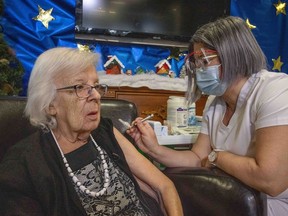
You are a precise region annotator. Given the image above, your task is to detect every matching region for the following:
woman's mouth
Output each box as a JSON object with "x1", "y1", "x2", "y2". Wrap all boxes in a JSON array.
[{"x1": 87, "y1": 111, "x2": 98, "y2": 120}]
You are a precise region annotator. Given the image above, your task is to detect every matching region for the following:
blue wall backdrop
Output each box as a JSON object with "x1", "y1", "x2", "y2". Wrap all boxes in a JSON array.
[{"x1": 0, "y1": 0, "x2": 287, "y2": 95}]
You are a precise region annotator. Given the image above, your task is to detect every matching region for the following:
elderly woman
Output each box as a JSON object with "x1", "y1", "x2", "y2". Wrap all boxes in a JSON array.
[
  {"x1": 0, "y1": 47, "x2": 183, "y2": 216},
  {"x1": 127, "y1": 16, "x2": 288, "y2": 216}
]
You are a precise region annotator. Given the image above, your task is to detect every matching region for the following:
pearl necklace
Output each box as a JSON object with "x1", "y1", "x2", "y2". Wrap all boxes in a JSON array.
[{"x1": 51, "y1": 131, "x2": 110, "y2": 197}]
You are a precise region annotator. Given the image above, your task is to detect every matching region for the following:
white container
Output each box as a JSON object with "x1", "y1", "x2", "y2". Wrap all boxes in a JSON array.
[{"x1": 167, "y1": 96, "x2": 188, "y2": 127}]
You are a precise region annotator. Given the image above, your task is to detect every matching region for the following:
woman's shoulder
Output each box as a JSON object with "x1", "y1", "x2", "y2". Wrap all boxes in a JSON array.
[
  {"x1": 256, "y1": 69, "x2": 288, "y2": 83},
  {"x1": 97, "y1": 117, "x2": 113, "y2": 132},
  {"x1": 93, "y1": 117, "x2": 118, "y2": 147},
  {"x1": 254, "y1": 70, "x2": 288, "y2": 96},
  {"x1": 1, "y1": 131, "x2": 42, "y2": 163}
]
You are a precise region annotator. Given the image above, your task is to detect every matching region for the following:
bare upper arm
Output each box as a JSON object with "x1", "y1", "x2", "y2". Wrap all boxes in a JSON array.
[
  {"x1": 113, "y1": 127, "x2": 173, "y2": 191},
  {"x1": 255, "y1": 125, "x2": 288, "y2": 178},
  {"x1": 220, "y1": 125, "x2": 288, "y2": 195}
]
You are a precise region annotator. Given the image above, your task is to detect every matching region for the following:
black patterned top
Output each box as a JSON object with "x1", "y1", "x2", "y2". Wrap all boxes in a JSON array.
[{"x1": 65, "y1": 140, "x2": 149, "y2": 216}]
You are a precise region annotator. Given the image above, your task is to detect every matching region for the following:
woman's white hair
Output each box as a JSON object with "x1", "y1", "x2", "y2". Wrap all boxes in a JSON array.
[{"x1": 24, "y1": 47, "x2": 99, "y2": 131}]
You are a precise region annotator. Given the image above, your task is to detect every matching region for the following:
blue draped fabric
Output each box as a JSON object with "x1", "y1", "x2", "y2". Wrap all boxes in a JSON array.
[
  {"x1": 231, "y1": 0, "x2": 288, "y2": 73},
  {"x1": 0, "y1": 0, "x2": 287, "y2": 95},
  {"x1": 1, "y1": 0, "x2": 77, "y2": 95}
]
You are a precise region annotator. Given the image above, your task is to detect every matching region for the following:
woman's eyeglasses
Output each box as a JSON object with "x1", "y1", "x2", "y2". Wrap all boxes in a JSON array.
[
  {"x1": 57, "y1": 84, "x2": 108, "y2": 98},
  {"x1": 185, "y1": 48, "x2": 218, "y2": 73}
]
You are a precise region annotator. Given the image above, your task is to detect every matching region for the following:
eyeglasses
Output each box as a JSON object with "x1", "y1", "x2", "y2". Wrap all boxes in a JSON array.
[
  {"x1": 185, "y1": 48, "x2": 218, "y2": 72},
  {"x1": 57, "y1": 84, "x2": 108, "y2": 98}
]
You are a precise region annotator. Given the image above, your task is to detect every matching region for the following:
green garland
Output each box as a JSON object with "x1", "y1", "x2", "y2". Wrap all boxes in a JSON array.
[{"x1": 0, "y1": 0, "x2": 24, "y2": 96}]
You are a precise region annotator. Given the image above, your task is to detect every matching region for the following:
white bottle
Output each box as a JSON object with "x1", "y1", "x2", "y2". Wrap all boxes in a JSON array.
[{"x1": 167, "y1": 96, "x2": 188, "y2": 127}]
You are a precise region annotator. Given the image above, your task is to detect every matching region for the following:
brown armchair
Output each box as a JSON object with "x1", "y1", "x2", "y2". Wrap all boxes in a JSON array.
[
  {"x1": 164, "y1": 167, "x2": 267, "y2": 216},
  {"x1": 0, "y1": 96, "x2": 267, "y2": 215}
]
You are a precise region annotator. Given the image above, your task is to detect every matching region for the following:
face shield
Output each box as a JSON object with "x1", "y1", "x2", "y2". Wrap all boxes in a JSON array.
[{"x1": 185, "y1": 48, "x2": 218, "y2": 73}]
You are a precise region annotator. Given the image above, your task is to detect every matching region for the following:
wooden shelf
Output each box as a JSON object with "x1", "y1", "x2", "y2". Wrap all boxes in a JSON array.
[{"x1": 102, "y1": 86, "x2": 208, "y2": 124}]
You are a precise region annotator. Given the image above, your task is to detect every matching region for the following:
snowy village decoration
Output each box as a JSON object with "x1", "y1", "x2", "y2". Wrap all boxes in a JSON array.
[
  {"x1": 135, "y1": 66, "x2": 146, "y2": 75},
  {"x1": 102, "y1": 55, "x2": 180, "y2": 78},
  {"x1": 155, "y1": 59, "x2": 172, "y2": 77},
  {"x1": 168, "y1": 70, "x2": 176, "y2": 78},
  {"x1": 104, "y1": 55, "x2": 125, "y2": 74},
  {"x1": 125, "y1": 69, "x2": 133, "y2": 75}
]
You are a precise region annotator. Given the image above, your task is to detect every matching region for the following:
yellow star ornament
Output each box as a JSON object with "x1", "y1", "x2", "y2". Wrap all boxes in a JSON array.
[
  {"x1": 33, "y1": 5, "x2": 55, "y2": 29},
  {"x1": 77, "y1": 44, "x2": 91, "y2": 52},
  {"x1": 273, "y1": 0, "x2": 286, "y2": 15},
  {"x1": 246, "y1": 19, "x2": 256, "y2": 29},
  {"x1": 272, "y1": 56, "x2": 284, "y2": 71}
]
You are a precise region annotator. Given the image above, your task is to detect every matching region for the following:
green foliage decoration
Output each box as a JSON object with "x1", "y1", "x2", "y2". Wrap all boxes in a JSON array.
[
  {"x1": 0, "y1": 0, "x2": 24, "y2": 95},
  {"x1": 0, "y1": 35, "x2": 24, "y2": 95}
]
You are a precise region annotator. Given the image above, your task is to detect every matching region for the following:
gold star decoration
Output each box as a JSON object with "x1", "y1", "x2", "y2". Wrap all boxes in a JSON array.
[
  {"x1": 273, "y1": 0, "x2": 286, "y2": 15},
  {"x1": 32, "y1": 5, "x2": 55, "y2": 29},
  {"x1": 77, "y1": 44, "x2": 91, "y2": 52},
  {"x1": 246, "y1": 19, "x2": 256, "y2": 29},
  {"x1": 272, "y1": 56, "x2": 284, "y2": 71}
]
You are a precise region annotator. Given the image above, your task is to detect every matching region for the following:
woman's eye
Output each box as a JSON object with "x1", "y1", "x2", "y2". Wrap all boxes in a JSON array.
[
  {"x1": 203, "y1": 59, "x2": 209, "y2": 65},
  {"x1": 76, "y1": 85, "x2": 85, "y2": 90}
]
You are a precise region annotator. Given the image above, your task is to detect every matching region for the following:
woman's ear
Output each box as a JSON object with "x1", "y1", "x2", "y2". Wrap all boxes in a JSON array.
[{"x1": 46, "y1": 103, "x2": 57, "y2": 115}]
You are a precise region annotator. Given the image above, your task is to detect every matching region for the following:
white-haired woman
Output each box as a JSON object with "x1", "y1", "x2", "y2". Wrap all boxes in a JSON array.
[{"x1": 0, "y1": 47, "x2": 183, "y2": 216}]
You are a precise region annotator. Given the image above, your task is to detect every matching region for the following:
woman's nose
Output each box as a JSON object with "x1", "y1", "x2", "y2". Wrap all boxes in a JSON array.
[{"x1": 88, "y1": 87, "x2": 101, "y2": 99}]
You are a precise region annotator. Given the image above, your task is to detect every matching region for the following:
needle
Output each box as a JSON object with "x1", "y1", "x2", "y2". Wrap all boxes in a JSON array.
[
  {"x1": 118, "y1": 114, "x2": 154, "y2": 129},
  {"x1": 138, "y1": 114, "x2": 154, "y2": 124},
  {"x1": 118, "y1": 118, "x2": 131, "y2": 129}
]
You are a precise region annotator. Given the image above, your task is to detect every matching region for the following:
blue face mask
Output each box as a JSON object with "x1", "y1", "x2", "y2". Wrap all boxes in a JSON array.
[{"x1": 195, "y1": 64, "x2": 228, "y2": 96}]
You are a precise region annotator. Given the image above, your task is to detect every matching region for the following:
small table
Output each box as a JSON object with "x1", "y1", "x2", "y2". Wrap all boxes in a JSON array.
[{"x1": 157, "y1": 134, "x2": 198, "y2": 146}]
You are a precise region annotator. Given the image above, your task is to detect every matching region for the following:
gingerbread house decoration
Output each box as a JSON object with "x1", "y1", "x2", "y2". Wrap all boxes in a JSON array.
[
  {"x1": 155, "y1": 59, "x2": 171, "y2": 76},
  {"x1": 104, "y1": 55, "x2": 125, "y2": 74}
]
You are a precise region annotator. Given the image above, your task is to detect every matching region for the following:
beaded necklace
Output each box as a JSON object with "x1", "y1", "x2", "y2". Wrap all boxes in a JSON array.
[{"x1": 51, "y1": 131, "x2": 110, "y2": 197}]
